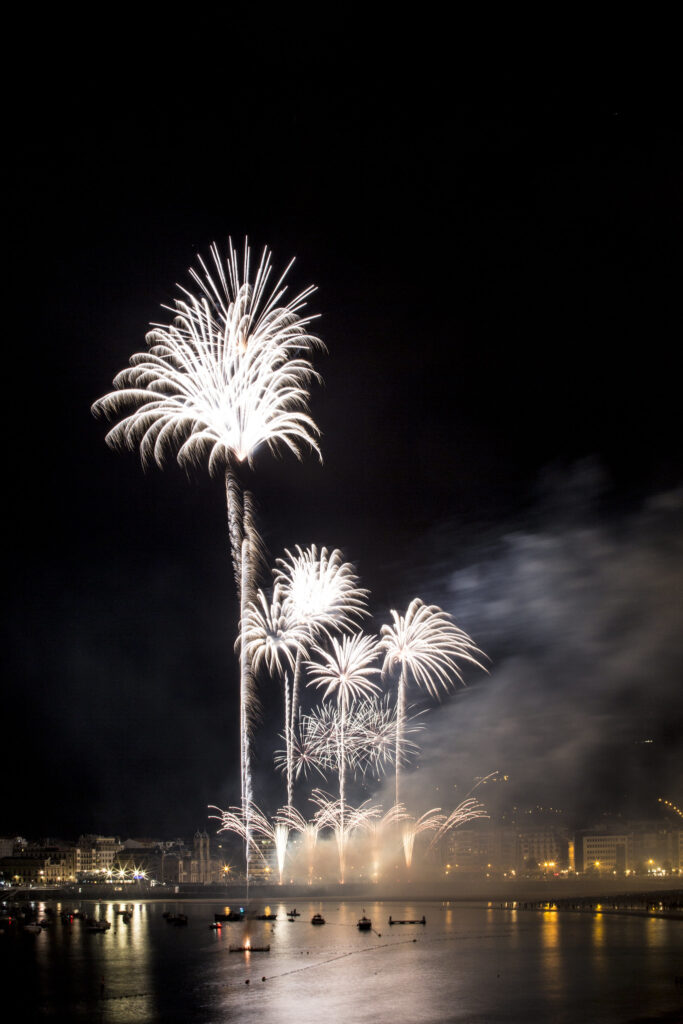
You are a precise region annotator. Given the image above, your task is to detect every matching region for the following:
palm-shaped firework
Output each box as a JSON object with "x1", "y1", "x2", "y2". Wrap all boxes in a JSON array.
[
  {"x1": 380, "y1": 598, "x2": 485, "y2": 805},
  {"x1": 306, "y1": 632, "x2": 380, "y2": 881},
  {"x1": 92, "y1": 241, "x2": 324, "y2": 843},
  {"x1": 244, "y1": 583, "x2": 308, "y2": 806}
]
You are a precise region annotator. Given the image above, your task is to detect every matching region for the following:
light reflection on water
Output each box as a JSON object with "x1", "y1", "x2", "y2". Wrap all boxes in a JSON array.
[{"x1": 6, "y1": 898, "x2": 682, "y2": 1023}]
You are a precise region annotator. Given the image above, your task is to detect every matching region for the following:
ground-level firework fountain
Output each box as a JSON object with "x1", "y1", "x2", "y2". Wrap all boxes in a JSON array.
[{"x1": 210, "y1": 787, "x2": 490, "y2": 885}]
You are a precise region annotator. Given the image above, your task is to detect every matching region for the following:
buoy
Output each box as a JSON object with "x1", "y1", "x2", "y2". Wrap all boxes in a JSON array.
[
  {"x1": 262, "y1": 977, "x2": 266, "y2": 982},
  {"x1": 245, "y1": 979, "x2": 250, "y2": 985}
]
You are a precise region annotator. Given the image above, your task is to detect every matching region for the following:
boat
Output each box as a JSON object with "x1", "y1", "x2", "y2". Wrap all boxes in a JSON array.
[
  {"x1": 311, "y1": 913, "x2": 325, "y2": 925},
  {"x1": 287, "y1": 909, "x2": 300, "y2": 916},
  {"x1": 23, "y1": 924, "x2": 42, "y2": 935},
  {"x1": 229, "y1": 943, "x2": 270, "y2": 952},
  {"x1": 256, "y1": 912, "x2": 277, "y2": 920},
  {"x1": 357, "y1": 913, "x2": 372, "y2": 931},
  {"x1": 214, "y1": 910, "x2": 244, "y2": 922},
  {"x1": 86, "y1": 921, "x2": 110, "y2": 932}
]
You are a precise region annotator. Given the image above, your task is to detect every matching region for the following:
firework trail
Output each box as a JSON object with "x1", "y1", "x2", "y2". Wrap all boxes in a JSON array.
[
  {"x1": 93, "y1": 241, "x2": 324, "y2": 876},
  {"x1": 380, "y1": 599, "x2": 485, "y2": 806}
]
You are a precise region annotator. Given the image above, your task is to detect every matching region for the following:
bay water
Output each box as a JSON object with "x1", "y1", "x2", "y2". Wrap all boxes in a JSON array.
[{"x1": 3, "y1": 898, "x2": 681, "y2": 1022}]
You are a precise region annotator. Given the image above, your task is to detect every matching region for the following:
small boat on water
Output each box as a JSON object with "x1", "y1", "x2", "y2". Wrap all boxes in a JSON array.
[
  {"x1": 214, "y1": 911, "x2": 244, "y2": 922},
  {"x1": 357, "y1": 912, "x2": 372, "y2": 931},
  {"x1": 87, "y1": 921, "x2": 110, "y2": 933},
  {"x1": 287, "y1": 909, "x2": 300, "y2": 916},
  {"x1": 24, "y1": 924, "x2": 42, "y2": 935},
  {"x1": 256, "y1": 913, "x2": 277, "y2": 921},
  {"x1": 311, "y1": 913, "x2": 325, "y2": 925},
  {"x1": 229, "y1": 944, "x2": 270, "y2": 952}
]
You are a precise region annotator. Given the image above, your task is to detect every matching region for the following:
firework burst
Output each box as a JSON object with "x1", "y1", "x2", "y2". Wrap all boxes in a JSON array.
[{"x1": 380, "y1": 599, "x2": 485, "y2": 804}]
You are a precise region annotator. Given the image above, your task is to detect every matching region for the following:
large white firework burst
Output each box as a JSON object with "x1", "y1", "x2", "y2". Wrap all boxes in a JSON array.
[
  {"x1": 92, "y1": 241, "x2": 324, "y2": 472},
  {"x1": 275, "y1": 545, "x2": 368, "y2": 638}
]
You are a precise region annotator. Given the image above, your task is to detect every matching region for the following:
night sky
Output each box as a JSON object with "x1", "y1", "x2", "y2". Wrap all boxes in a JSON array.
[{"x1": 5, "y1": 23, "x2": 681, "y2": 840}]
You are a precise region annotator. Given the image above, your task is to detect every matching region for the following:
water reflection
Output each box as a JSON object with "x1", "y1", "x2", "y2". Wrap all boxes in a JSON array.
[
  {"x1": 9, "y1": 897, "x2": 683, "y2": 1023},
  {"x1": 30, "y1": 899, "x2": 157, "y2": 1021}
]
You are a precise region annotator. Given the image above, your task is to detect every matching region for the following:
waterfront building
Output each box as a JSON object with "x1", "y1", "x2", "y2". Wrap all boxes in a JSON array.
[
  {"x1": 516, "y1": 827, "x2": 569, "y2": 871},
  {"x1": 582, "y1": 833, "x2": 632, "y2": 873}
]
